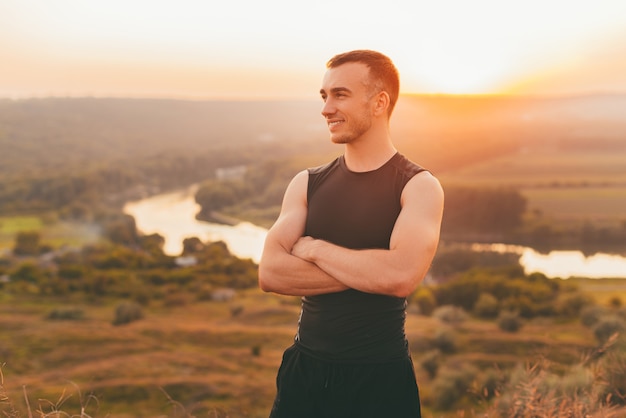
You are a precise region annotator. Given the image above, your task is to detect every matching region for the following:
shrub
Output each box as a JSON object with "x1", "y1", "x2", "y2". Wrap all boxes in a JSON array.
[
  {"x1": 477, "y1": 368, "x2": 505, "y2": 400},
  {"x1": 411, "y1": 287, "x2": 437, "y2": 316},
  {"x1": 432, "y1": 327, "x2": 457, "y2": 354},
  {"x1": 112, "y1": 301, "x2": 144, "y2": 326},
  {"x1": 609, "y1": 296, "x2": 623, "y2": 309},
  {"x1": 430, "y1": 362, "x2": 479, "y2": 410},
  {"x1": 593, "y1": 315, "x2": 625, "y2": 343},
  {"x1": 599, "y1": 350, "x2": 626, "y2": 406},
  {"x1": 557, "y1": 291, "x2": 595, "y2": 318},
  {"x1": 433, "y1": 269, "x2": 555, "y2": 313},
  {"x1": 558, "y1": 365, "x2": 594, "y2": 398},
  {"x1": 163, "y1": 292, "x2": 191, "y2": 307},
  {"x1": 131, "y1": 287, "x2": 152, "y2": 306},
  {"x1": 580, "y1": 305, "x2": 609, "y2": 327},
  {"x1": 194, "y1": 284, "x2": 214, "y2": 301},
  {"x1": 432, "y1": 305, "x2": 468, "y2": 325},
  {"x1": 473, "y1": 292, "x2": 499, "y2": 318},
  {"x1": 419, "y1": 350, "x2": 441, "y2": 379},
  {"x1": 501, "y1": 295, "x2": 539, "y2": 318},
  {"x1": 47, "y1": 307, "x2": 85, "y2": 321},
  {"x1": 486, "y1": 359, "x2": 622, "y2": 417},
  {"x1": 498, "y1": 310, "x2": 522, "y2": 333},
  {"x1": 230, "y1": 305, "x2": 244, "y2": 317},
  {"x1": 251, "y1": 344, "x2": 262, "y2": 357}
]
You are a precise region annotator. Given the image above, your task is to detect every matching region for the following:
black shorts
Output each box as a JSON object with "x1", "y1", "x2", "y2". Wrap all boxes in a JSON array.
[{"x1": 269, "y1": 344, "x2": 421, "y2": 418}]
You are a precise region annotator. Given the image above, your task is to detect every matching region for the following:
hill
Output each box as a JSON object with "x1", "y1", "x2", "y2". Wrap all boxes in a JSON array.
[
  {"x1": 2, "y1": 94, "x2": 625, "y2": 177},
  {"x1": 1, "y1": 94, "x2": 625, "y2": 231}
]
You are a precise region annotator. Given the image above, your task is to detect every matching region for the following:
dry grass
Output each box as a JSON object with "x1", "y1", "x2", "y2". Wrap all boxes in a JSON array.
[
  {"x1": 479, "y1": 333, "x2": 626, "y2": 418},
  {"x1": 2, "y1": 289, "x2": 625, "y2": 417},
  {"x1": 0, "y1": 290, "x2": 295, "y2": 417}
]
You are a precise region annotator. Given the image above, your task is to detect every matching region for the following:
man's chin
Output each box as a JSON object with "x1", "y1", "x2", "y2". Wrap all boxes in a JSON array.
[{"x1": 330, "y1": 134, "x2": 350, "y2": 144}]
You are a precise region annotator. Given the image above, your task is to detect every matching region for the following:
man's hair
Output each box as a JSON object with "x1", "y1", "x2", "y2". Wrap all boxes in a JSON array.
[{"x1": 326, "y1": 50, "x2": 400, "y2": 116}]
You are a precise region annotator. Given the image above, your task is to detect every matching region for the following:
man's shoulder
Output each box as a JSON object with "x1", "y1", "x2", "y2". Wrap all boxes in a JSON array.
[
  {"x1": 392, "y1": 153, "x2": 428, "y2": 179},
  {"x1": 307, "y1": 156, "x2": 341, "y2": 176}
]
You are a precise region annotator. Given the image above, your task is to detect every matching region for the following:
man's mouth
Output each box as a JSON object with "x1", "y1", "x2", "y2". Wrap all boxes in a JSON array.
[{"x1": 328, "y1": 120, "x2": 343, "y2": 128}]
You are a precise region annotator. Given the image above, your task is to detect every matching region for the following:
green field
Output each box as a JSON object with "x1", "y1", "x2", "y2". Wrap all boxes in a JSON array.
[
  {"x1": 440, "y1": 148, "x2": 626, "y2": 226},
  {"x1": 0, "y1": 216, "x2": 101, "y2": 250},
  {"x1": 440, "y1": 150, "x2": 626, "y2": 187},
  {"x1": 572, "y1": 277, "x2": 626, "y2": 306},
  {"x1": 522, "y1": 186, "x2": 626, "y2": 224}
]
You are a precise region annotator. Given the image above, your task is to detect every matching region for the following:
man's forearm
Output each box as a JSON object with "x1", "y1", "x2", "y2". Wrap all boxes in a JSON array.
[
  {"x1": 259, "y1": 242, "x2": 349, "y2": 296},
  {"x1": 292, "y1": 237, "x2": 428, "y2": 298}
]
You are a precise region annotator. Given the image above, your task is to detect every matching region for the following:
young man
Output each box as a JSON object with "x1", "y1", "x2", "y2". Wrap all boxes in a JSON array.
[{"x1": 258, "y1": 50, "x2": 444, "y2": 418}]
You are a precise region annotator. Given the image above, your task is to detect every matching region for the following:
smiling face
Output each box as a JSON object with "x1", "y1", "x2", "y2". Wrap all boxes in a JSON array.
[{"x1": 319, "y1": 62, "x2": 379, "y2": 144}]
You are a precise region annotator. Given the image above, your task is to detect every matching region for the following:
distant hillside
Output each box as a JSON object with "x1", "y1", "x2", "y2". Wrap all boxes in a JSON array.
[
  {"x1": 0, "y1": 98, "x2": 329, "y2": 178},
  {"x1": 1, "y1": 94, "x2": 625, "y2": 178},
  {"x1": 391, "y1": 94, "x2": 626, "y2": 174}
]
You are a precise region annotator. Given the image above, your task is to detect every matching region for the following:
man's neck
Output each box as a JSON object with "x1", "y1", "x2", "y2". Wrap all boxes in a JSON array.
[{"x1": 343, "y1": 136, "x2": 397, "y2": 172}]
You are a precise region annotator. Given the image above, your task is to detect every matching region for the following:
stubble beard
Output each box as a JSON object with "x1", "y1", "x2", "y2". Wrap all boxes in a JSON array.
[{"x1": 329, "y1": 111, "x2": 372, "y2": 145}]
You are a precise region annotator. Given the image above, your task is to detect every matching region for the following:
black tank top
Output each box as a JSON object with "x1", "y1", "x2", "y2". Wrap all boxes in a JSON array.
[{"x1": 295, "y1": 152, "x2": 425, "y2": 363}]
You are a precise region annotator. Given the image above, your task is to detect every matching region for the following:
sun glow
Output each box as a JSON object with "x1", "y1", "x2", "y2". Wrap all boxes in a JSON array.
[
  {"x1": 400, "y1": 49, "x2": 517, "y2": 95},
  {"x1": 1, "y1": 0, "x2": 626, "y2": 98}
]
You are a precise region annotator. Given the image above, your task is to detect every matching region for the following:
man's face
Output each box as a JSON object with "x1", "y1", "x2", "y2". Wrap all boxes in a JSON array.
[{"x1": 319, "y1": 62, "x2": 376, "y2": 144}]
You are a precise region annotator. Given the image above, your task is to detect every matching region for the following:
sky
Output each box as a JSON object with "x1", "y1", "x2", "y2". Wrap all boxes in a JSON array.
[{"x1": 1, "y1": 0, "x2": 626, "y2": 100}]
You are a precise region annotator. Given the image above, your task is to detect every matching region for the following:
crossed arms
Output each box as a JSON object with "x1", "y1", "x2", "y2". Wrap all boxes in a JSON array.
[{"x1": 258, "y1": 169, "x2": 444, "y2": 298}]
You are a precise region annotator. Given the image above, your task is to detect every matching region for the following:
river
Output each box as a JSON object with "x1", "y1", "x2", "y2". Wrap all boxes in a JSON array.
[
  {"x1": 123, "y1": 186, "x2": 267, "y2": 263},
  {"x1": 123, "y1": 187, "x2": 626, "y2": 279}
]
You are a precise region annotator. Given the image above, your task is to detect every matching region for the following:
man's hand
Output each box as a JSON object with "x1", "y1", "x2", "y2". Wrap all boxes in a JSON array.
[{"x1": 291, "y1": 236, "x2": 317, "y2": 262}]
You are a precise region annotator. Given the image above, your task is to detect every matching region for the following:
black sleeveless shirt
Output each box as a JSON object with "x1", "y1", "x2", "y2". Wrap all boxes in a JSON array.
[{"x1": 295, "y1": 152, "x2": 426, "y2": 363}]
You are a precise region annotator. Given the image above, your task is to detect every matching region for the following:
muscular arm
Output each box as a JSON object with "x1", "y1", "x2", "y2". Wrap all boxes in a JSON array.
[
  {"x1": 258, "y1": 170, "x2": 349, "y2": 296},
  {"x1": 291, "y1": 172, "x2": 444, "y2": 298}
]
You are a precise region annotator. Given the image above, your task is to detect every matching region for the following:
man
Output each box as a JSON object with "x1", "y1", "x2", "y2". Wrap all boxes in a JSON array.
[{"x1": 258, "y1": 50, "x2": 444, "y2": 418}]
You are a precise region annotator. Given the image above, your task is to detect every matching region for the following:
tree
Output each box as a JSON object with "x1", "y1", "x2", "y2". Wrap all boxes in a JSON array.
[
  {"x1": 474, "y1": 292, "x2": 499, "y2": 318},
  {"x1": 13, "y1": 231, "x2": 41, "y2": 256},
  {"x1": 441, "y1": 187, "x2": 527, "y2": 236},
  {"x1": 182, "y1": 237, "x2": 205, "y2": 255},
  {"x1": 104, "y1": 214, "x2": 138, "y2": 245}
]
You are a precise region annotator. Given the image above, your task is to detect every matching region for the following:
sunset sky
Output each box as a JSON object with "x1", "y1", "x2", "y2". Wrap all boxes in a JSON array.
[{"x1": 2, "y1": 0, "x2": 626, "y2": 100}]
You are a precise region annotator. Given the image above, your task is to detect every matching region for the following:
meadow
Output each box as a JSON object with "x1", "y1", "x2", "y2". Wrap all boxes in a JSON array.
[
  {"x1": 2, "y1": 280, "x2": 626, "y2": 418},
  {"x1": 438, "y1": 148, "x2": 626, "y2": 229},
  {"x1": 0, "y1": 216, "x2": 100, "y2": 251}
]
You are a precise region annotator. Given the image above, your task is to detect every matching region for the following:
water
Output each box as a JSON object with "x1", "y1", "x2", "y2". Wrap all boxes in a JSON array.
[
  {"x1": 124, "y1": 188, "x2": 626, "y2": 279},
  {"x1": 471, "y1": 243, "x2": 626, "y2": 279},
  {"x1": 123, "y1": 186, "x2": 267, "y2": 262}
]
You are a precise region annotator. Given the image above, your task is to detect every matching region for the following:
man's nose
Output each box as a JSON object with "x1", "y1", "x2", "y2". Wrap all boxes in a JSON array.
[{"x1": 321, "y1": 99, "x2": 335, "y2": 117}]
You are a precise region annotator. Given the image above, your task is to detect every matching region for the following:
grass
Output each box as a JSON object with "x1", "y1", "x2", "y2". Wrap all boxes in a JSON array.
[
  {"x1": 0, "y1": 290, "x2": 295, "y2": 417},
  {"x1": 0, "y1": 216, "x2": 101, "y2": 250},
  {"x1": 439, "y1": 147, "x2": 626, "y2": 227},
  {"x1": 440, "y1": 150, "x2": 626, "y2": 187},
  {"x1": 3, "y1": 286, "x2": 625, "y2": 417},
  {"x1": 572, "y1": 278, "x2": 626, "y2": 306},
  {"x1": 522, "y1": 185, "x2": 626, "y2": 225}
]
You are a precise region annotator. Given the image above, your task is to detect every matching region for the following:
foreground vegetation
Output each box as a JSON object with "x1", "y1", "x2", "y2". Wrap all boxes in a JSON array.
[
  {"x1": 0, "y1": 284, "x2": 626, "y2": 418},
  {"x1": 1, "y1": 235, "x2": 626, "y2": 417},
  {"x1": 1, "y1": 287, "x2": 625, "y2": 417}
]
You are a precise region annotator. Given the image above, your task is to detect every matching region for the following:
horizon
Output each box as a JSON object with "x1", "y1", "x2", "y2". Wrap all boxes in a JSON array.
[
  {"x1": 2, "y1": 1, "x2": 626, "y2": 100},
  {"x1": 3, "y1": 90, "x2": 626, "y2": 103}
]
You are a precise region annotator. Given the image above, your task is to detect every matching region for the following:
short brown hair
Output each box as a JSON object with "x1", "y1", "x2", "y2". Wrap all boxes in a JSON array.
[{"x1": 326, "y1": 50, "x2": 400, "y2": 116}]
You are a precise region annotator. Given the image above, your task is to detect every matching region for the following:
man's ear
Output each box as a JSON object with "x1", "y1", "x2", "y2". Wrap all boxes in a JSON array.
[{"x1": 373, "y1": 91, "x2": 390, "y2": 116}]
